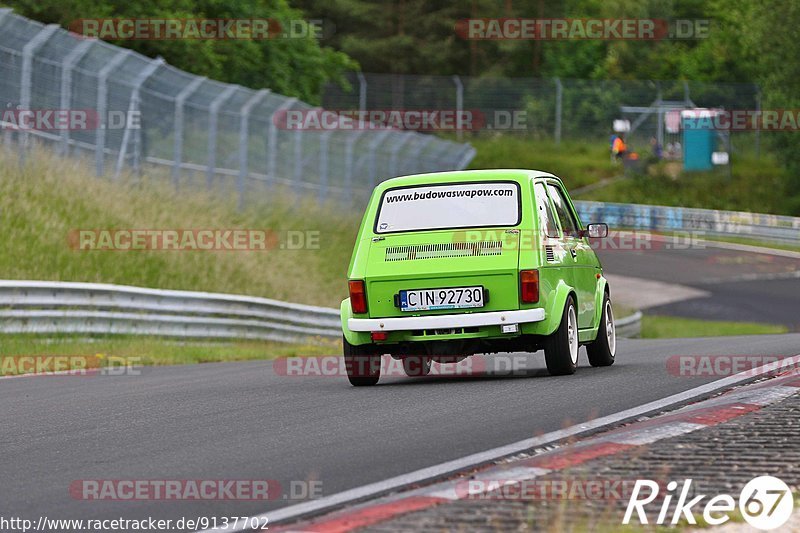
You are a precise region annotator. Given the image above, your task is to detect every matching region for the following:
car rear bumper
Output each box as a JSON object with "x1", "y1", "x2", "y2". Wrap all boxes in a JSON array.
[{"x1": 348, "y1": 308, "x2": 546, "y2": 332}]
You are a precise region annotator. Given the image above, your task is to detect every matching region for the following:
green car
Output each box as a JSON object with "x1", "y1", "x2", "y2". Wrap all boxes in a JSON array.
[{"x1": 341, "y1": 169, "x2": 615, "y2": 386}]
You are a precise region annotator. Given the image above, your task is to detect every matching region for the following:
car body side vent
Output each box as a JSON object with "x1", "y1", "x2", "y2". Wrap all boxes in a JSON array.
[
  {"x1": 545, "y1": 245, "x2": 555, "y2": 262},
  {"x1": 385, "y1": 241, "x2": 502, "y2": 261}
]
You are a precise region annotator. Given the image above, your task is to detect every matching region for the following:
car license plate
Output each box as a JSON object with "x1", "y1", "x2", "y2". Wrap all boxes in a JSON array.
[{"x1": 399, "y1": 286, "x2": 484, "y2": 312}]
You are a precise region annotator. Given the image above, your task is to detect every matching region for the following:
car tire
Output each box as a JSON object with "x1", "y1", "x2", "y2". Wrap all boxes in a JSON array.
[
  {"x1": 343, "y1": 336, "x2": 380, "y2": 386},
  {"x1": 586, "y1": 293, "x2": 616, "y2": 367},
  {"x1": 402, "y1": 355, "x2": 432, "y2": 377},
  {"x1": 544, "y1": 296, "x2": 578, "y2": 376}
]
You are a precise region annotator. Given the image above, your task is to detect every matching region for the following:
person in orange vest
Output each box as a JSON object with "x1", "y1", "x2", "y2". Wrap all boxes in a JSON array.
[{"x1": 612, "y1": 133, "x2": 627, "y2": 161}]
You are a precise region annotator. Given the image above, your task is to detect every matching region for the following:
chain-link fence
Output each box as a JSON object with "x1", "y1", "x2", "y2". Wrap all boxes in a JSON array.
[
  {"x1": 324, "y1": 72, "x2": 762, "y2": 154},
  {"x1": 0, "y1": 10, "x2": 475, "y2": 206},
  {"x1": 0, "y1": 9, "x2": 766, "y2": 207}
]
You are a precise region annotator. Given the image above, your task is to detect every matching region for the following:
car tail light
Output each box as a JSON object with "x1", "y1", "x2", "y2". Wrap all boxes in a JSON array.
[
  {"x1": 520, "y1": 270, "x2": 539, "y2": 303},
  {"x1": 349, "y1": 280, "x2": 368, "y2": 314},
  {"x1": 371, "y1": 331, "x2": 387, "y2": 341}
]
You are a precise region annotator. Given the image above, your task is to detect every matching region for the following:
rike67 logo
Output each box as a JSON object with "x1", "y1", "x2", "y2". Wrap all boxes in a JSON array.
[{"x1": 623, "y1": 476, "x2": 794, "y2": 530}]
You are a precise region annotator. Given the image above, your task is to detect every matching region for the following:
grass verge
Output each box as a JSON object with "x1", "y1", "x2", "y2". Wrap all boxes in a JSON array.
[
  {"x1": 577, "y1": 152, "x2": 797, "y2": 216},
  {"x1": 0, "y1": 335, "x2": 340, "y2": 376},
  {"x1": 641, "y1": 315, "x2": 788, "y2": 339},
  {"x1": 2, "y1": 308, "x2": 787, "y2": 379},
  {"x1": 613, "y1": 304, "x2": 788, "y2": 338},
  {"x1": 0, "y1": 146, "x2": 360, "y2": 308},
  {"x1": 467, "y1": 135, "x2": 797, "y2": 216},
  {"x1": 467, "y1": 137, "x2": 620, "y2": 190}
]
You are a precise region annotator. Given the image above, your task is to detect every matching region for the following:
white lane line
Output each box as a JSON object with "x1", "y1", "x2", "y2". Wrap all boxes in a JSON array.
[
  {"x1": 699, "y1": 270, "x2": 800, "y2": 285},
  {"x1": 693, "y1": 238, "x2": 800, "y2": 260},
  {"x1": 607, "y1": 421, "x2": 706, "y2": 445},
  {"x1": 718, "y1": 384, "x2": 799, "y2": 406},
  {"x1": 199, "y1": 354, "x2": 800, "y2": 532},
  {"x1": 421, "y1": 466, "x2": 551, "y2": 501},
  {"x1": 641, "y1": 232, "x2": 800, "y2": 260}
]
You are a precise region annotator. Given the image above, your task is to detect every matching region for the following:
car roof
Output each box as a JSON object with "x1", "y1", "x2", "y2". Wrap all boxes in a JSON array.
[{"x1": 374, "y1": 169, "x2": 563, "y2": 192}]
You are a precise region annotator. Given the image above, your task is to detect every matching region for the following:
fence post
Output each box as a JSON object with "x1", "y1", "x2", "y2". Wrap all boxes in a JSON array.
[
  {"x1": 172, "y1": 76, "x2": 206, "y2": 190},
  {"x1": 19, "y1": 24, "x2": 59, "y2": 153},
  {"x1": 238, "y1": 89, "x2": 269, "y2": 209},
  {"x1": 0, "y1": 9, "x2": 11, "y2": 150},
  {"x1": 368, "y1": 129, "x2": 392, "y2": 187},
  {"x1": 389, "y1": 133, "x2": 412, "y2": 177},
  {"x1": 453, "y1": 75, "x2": 464, "y2": 141},
  {"x1": 95, "y1": 50, "x2": 131, "y2": 177},
  {"x1": 318, "y1": 128, "x2": 334, "y2": 204},
  {"x1": 114, "y1": 57, "x2": 163, "y2": 181},
  {"x1": 554, "y1": 77, "x2": 562, "y2": 145},
  {"x1": 293, "y1": 128, "x2": 303, "y2": 195},
  {"x1": 357, "y1": 72, "x2": 367, "y2": 115},
  {"x1": 59, "y1": 39, "x2": 94, "y2": 156},
  {"x1": 267, "y1": 97, "x2": 297, "y2": 186},
  {"x1": 655, "y1": 83, "x2": 664, "y2": 148},
  {"x1": 206, "y1": 85, "x2": 237, "y2": 190}
]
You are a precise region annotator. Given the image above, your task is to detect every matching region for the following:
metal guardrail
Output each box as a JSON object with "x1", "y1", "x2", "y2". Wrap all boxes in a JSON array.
[
  {"x1": 0, "y1": 280, "x2": 643, "y2": 342},
  {"x1": 575, "y1": 201, "x2": 800, "y2": 246},
  {"x1": 0, "y1": 281, "x2": 341, "y2": 343},
  {"x1": 615, "y1": 311, "x2": 642, "y2": 339}
]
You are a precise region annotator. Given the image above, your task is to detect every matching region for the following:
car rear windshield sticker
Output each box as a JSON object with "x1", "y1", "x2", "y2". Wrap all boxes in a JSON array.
[{"x1": 375, "y1": 182, "x2": 520, "y2": 234}]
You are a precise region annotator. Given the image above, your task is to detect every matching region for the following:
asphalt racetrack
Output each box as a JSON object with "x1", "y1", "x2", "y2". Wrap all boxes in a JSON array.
[
  {"x1": 2, "y1": 236, "x2": 798, "y2": 528},
  {"x1": 2, "y1": 334, "x2": 799, "y2": 526},
  {"x1": 595, "y1": 240, "x2": 800, "y2": 330}
]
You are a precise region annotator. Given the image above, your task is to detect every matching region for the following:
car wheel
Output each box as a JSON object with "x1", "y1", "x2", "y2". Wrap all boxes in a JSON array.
[
  {"x1": 402, "y1": 355, "x2": 432, "y2": 377},
  {"x1": 343, "y1": 336, "x2": 380, "y2": 386},
  {"x1": 544, "y1": 296, "x2": 578, "y2": 376},
  {"x1": 586, "y1": 293, "x2": 616, "y2": 367}
]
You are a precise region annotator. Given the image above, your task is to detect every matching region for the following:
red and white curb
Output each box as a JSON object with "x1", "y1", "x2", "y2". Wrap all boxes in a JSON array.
[{"x1": 274, "y1": 370, "x2": 800, "y2": 532}]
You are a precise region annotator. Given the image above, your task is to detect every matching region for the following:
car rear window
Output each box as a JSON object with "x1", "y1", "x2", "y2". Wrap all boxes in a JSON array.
[{"x1": 374, "y1": 181, "x2": 521, "y2": 234}]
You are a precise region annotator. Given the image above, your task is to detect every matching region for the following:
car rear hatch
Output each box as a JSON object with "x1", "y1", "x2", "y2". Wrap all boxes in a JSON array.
[{"x1": 364, "y1": 229, "x2": 521, "y2": 318}]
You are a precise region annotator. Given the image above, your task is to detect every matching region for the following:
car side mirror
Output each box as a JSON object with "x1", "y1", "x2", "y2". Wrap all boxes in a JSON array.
[{"x1": 585, "y1": 223, "x2": 608, "y2": 238}]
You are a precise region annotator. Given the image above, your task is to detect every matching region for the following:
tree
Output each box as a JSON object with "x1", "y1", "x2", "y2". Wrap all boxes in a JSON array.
[
  {"x1": 745, "y1": 0, "x2": 800, "y2": 211},
  {"x1": 2, "y1": 0, "x2": 357, "y2": 104}
]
